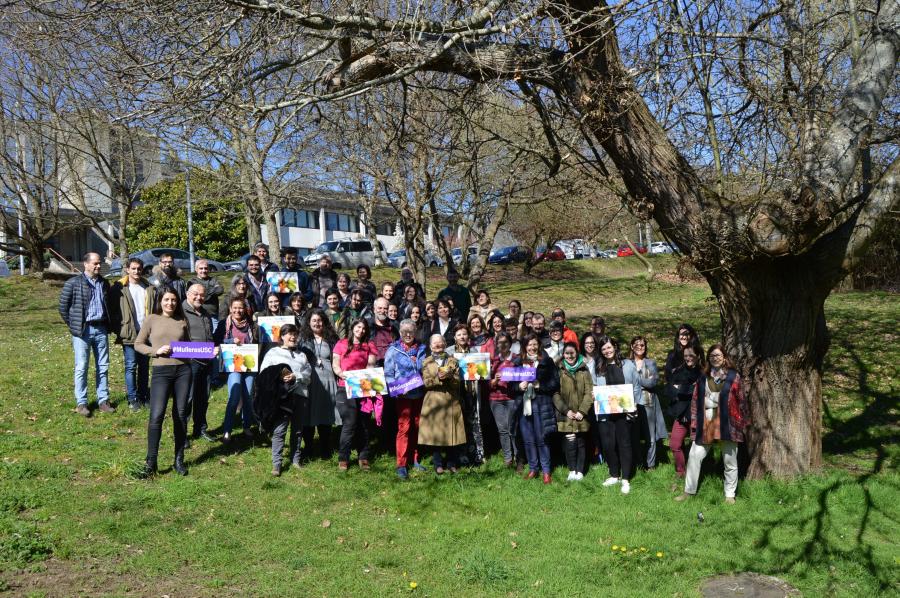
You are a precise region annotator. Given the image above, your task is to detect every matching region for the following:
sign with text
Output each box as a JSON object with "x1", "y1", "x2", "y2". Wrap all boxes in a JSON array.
[
  {"x1": 389, "y1": 374, "x2": 425, "y2": 396},
  {"x1": 500, "y1": 367, "x2": 537, "y2": 382},
  {"x1": 170, "y1": 341, "x2": 215, "y2": 359}
]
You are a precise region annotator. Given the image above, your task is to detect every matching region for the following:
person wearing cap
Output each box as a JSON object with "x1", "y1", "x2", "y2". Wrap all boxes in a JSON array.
[{"x1": 551, "y1": 308, "x2": 580, "y2": 348}]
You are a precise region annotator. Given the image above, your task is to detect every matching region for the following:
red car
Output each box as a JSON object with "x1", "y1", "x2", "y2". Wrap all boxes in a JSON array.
[
  {"x1": 538, "y1": 246, "x2": 566, "y2": 261},
  {"x1": 616, "y1": 244, "x2": 648, "y2": 257}
]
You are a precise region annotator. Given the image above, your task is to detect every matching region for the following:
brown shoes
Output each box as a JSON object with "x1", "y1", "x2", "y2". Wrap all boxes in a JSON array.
[
  {"x1": 542, "y1": 473, "x2": 552, "y2": 485},
  {"x1": 338, "y1": 461, "x2": 349, "y2": 471},
  {"x1": 524, "y1": 471, "x2": 538, "y2": 480},
  {"x1": 98, "y1": 402, "x2": 116, "y2": 414},
  {"x1": 75, "y1": 404, "x2": 91, "y2": 417},
  {"x1": 674, "y1": 493, "x2": 692, "y2": 502},
  {"x1": 358, "y1": 459, "x2": 371, "y2": 471}
]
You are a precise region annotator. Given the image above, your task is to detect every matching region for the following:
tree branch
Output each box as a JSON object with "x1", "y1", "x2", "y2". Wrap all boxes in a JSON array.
[{"x1": 843, "y1": 155, "x2": 900, "y2": 268}]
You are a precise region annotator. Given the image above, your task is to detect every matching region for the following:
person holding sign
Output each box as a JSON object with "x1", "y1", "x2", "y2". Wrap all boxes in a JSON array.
[
  {"x1": 517, "y1": 334, "x2": 560, "y2": 484},
  {"x1": 134, "y1": 287, "x2": 190, "y2": 477},
  {"x1": 553, "y1": 342, "x2": 594, "y2": 481},
  {"x1": 384, "y1": 320, "x2": 428, "y2": 479},
  {"x1": 259, "y1": 324, "x2": 312, "y2": 476},
  {"x1": 593, "y1": 336, "x2": 643, "y2": 494},
  {"x1": 450, "y1": 325, "x2": 486, "y2": 466},
  {"x1": 418, "y1": 334, "x2": 466, "y2": 474},
  {"x1": 214, "y1": 297, "x2": 259, "y2": 442},
  {"x1": 183, "y1": 284, "x2": 218, "y2": 443},
  {"x1": 332, "y1": 319, "x2": 378, "y2": 471},
  {"x1": 676, "y1": 345, "x2": 749, "y2": 504},
  {"x1": 489, "y1": 332, "x2": 523, "y2": 470}
]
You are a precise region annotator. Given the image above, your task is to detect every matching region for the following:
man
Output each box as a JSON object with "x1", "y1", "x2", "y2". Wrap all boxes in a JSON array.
[
  {"x1": 244, "y1": 255, "x2": 270, "y2": 310},
  {"x1": 252, "y1": 242, "x2": 279, "y2": 273},
  {"x1": 309, "y1": 255, "x2": 337, "y2": 307},
  {"x1": 146, "y1": 252, "x2": 187, "y2": 314},
  {"x1": 108, "y1": 257, "x2": 150, "y2": 411},
  {"x1": 394, "y1": 268, "x2": 424, "y2": 306},
  {"x1": 546, "y1": 321, "x2": 567, "y2": 364},
  {"x1": 371, "y1": 297, "x2": 399, "y2": 366},
  {"x1": 504, "y1": 317, "x2": 521, "y2": 355},
  {"x1": 58, "y1": 252, "x2": 113, "y2": 417},
  {"x1": 551, "y1": 308, "x2": 580, "y2": 348},
  {"x1": 437, "y1": 269, "x2": 471, "y2": 320},
  {"x1": 188, "y1": 259, "x2": 224, "y2": 329},
  {"x1": 336, "y1": 289, "x2": 373, "y2": 338},
  {"x1": 183, "y1": 283, "x2": 218, "y2": 442},
  {"x1": 280, "y1": 247, "x2": 313, "y2": 303},
  {"x1": 531, "y1": 312, "x2": 551, "y2": 348}
]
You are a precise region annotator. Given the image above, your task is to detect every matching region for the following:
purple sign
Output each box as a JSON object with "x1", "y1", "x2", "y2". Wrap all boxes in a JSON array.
[
  {"x1": 500, "y1": 367, "x2": 537, "y2": 382},
  {"x1": 171, "y1": 342, "x2": 216, "y2": 359},
  {"x1": 389, "y1": 374, "x2": 425, "y2": 396}
]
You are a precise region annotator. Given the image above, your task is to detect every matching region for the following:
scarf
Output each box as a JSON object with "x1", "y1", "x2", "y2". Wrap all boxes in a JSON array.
[
  {"x1": 432, "y1": 351, "x2": 448, "y2": 367},
  {"x1": 563, "y1": 355, "x2": 584, "y2": 376}
]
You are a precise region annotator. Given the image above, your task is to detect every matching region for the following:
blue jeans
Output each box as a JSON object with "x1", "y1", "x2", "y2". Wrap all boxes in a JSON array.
[
  {"x1": 72, "y1": 324, "x2": 110, "y2": 406},
  {"x1": 122, "y1": 344, "x2": 149, "y2": 405},
  {"x1": 223, "y1": 372, "x2": 256, "y2": 433},
  {"x1": 519, "y1": 405, "x2": 551, "y2": 474}
]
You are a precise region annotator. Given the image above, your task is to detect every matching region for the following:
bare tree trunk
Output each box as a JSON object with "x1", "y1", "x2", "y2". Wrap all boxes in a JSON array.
[{"x1": 466, "y1": 199, "x2": 509, "y2": 291}]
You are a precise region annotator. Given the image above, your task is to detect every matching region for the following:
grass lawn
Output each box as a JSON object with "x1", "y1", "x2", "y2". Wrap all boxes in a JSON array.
[{"x1": 0, "y1": 258, "x2": 896, "y2": 596}]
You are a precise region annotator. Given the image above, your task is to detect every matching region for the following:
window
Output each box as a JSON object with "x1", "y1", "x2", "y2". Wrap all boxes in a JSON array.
[
  {"x1": 297, "y1": 248, "x2": 312, "y2": 257},
  {"x1": 351, "y1": 241, "x2": 371, "y2": 252},
  {"x1": 375, "y1": 221, "x2": 393, "y2": 236},
  {"x1": 281, "y1": 209, "x2": 319, "y2": 229},
  {"x1": 325, "y1": 211, "x2": 358, "y2": 232}
]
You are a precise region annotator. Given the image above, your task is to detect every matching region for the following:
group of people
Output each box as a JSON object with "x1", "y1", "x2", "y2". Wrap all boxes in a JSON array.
[{"x1": 59, "y1": 245, "x2": 749, "y2": 501}]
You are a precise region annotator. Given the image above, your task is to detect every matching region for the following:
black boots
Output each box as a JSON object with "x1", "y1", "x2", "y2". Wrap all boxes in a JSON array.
[
  {"x1": 138, "y1": 460, "x2": 157, "y2": 479},
  {"x1": 173, "y1": 450, "x2": 188, "y2": 476}
]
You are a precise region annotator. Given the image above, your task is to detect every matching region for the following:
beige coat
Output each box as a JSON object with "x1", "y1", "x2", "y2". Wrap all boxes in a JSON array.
[{"x1": 417, "y1": 355, "x2": 466, "y2": 447}]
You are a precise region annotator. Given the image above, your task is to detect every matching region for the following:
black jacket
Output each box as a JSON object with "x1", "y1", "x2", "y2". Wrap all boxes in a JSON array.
[
  {"x1": 59, "y1": 273, "x2": 110, "y2": 337},
  {"x1": 182, "y1": 300, "x2": 215, "y2": 343}
]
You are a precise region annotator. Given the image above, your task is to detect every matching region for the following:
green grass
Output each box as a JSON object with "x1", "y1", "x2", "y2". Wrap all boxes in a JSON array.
[{"x1": 0, "y1": 260, "x2": 897, "y2": 596}]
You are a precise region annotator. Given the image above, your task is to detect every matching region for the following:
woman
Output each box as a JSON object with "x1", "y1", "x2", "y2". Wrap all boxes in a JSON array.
[
  {"x1": 214, "y1": 297, "x2": 259, "y2": 442},
  {"x1": 580, "y1": 332, "x2": 600, "y2": 380},
  {"x1": 134, "y1": 287, "x2": 191, "y2": 477},
  {"x1": 665, "y1": 323, "x2": 703, "y2": 382},
  {"x1": 299, "y1": 309, "x2": 341, "y2": 462},
  {"x1": 323, "y1": 289, "x2": 343, "y2": 327},
  {"x1": 424, "y1": 301, "x2": 437, "y2": 324},
  {"x1": 222, "y1": 274, "x2": 254, "y2": 319},
  {"x1": 384, "y1": 319, "x2": 427, "y2": 479},
  {"x1": 629, "y1": 336, "x2": 668, "y2": 470},
  {"x1": 467, "y1": 314, "x2": 490, "y2": 352},
  {"x1": 468, "y1": 289, "x2": 497, "y2": 321},
  {"x1": 387, "y1": 302, "x2": 400, "y2": 324},
  {"x1": 487, "y1": 311, "x2": 505, "y2": 339},
  {"x1": 676, "y1": 344, "x2": 749, "y2": 504},
  {"x1": 351, "y1": 264, "x2": 377, "y2": 306},
  {"x1": 408, "y1": 305, "x2": 429, "y2": 345},
  {"x1": 285, "y1": 292, "x2": 308, "y2": 328},
  {"x1": 489, "y1": 332, "x2": 522, "y2": 469},
  {"x1": 255, "y1": 292, "x2": 285, "y2": 320},
  {"x1": 259, "y1": 324, "x2": 312, "y2": 476},
  {"x1": 506, "y1": 299, "x2": 524, "y2": 332},
  {"x1": 334, "y1": 272, "x2": 351, "y2": 307},
  {"x1": 450, "y1": 324, "x2": 485, "y2": 465},
  {"x1": 399, "y1": 285, "x2": 425, "y2": 320},
  {"x1": 418, "y1": 334, "x2": 466, "y2": 473},
  {"x1": 666, "y1": 334, "x2": 704, "y2": 481},
  {"x1": 428, "y1": 298, "x2": 458, "y2": 347},
  {"x1": 594, "y1": 336, "x2": 642, "y2": 494},
  {"x1": 518, "y1": 334, "x2": 560, "y2": 484},
  {"x1": 553, "y1": 342, "x2": 593, "y2": 482},
  {"x1": 522, "y1": 311, "x2": 535, "y2": 337},
  {"x1": 331, "y1": 318, "x2": 378, "y2": 471}
]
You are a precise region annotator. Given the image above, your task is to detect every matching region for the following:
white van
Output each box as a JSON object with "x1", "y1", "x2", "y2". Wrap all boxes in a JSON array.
[{"x1": 304, "y1": 238, "x2": 388, "y2": 269}]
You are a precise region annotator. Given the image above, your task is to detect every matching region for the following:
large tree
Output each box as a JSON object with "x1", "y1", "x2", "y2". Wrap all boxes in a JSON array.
[{"x1": 30, "y1": 0, "x2": 898, "y2": 477}]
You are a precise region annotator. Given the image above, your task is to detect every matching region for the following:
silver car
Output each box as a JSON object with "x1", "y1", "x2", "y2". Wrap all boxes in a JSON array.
[
  {"x1": 109, "y1": 248, "x2": 225, "y2": 276},
  {"x1": 304, "y1": 238, "x2": 388, "y2": 269}
]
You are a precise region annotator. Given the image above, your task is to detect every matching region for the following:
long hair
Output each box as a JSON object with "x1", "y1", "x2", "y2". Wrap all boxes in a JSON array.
[
  {"x1": 703, "y1": 343, "x2": 735, "y2": 375},
  {"x1": 580, "y1": 332, "x2": 599, "y2": 359},
  {"x1": 152, "y1": 286, "x2": 185, "y2": 319},
  {"x1": 672, "y1": 323, "x2": 702, "y2": 358},
  {"x1": 629, "y1": 335, "x2": 649, "y2": 360},
  {"x1": 261, "y1": 292, "x2": 283, "y2": 316},
  {"x1": 347, "y1": 317, "x2": 371, "y2": 350},
  {"x1": 300, "y1": 308, "x2": 338, "y2": 345},
  {"x1": 594, "y1": 335, "x2": 622, "y2": 377},
  {"x1": 519, "y1": 332, "x2": 541, "y2": 362}
]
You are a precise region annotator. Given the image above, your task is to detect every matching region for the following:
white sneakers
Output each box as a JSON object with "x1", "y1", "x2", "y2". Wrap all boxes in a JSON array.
[
  {"x1": 602, "y1": 476, "x2": 620, "y2": 486},
  {"x1": 621, "y1": 480, "x2": 631, "y2": 494},
  {"x1": 566, "y1": 471, "x2": 585, "y2": 482}
]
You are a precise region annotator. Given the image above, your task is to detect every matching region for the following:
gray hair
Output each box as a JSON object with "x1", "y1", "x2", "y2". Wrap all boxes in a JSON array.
[
  {"x1": 429, "y1": 333, "x2": 446, "y2": 348},
  {"x1": 398, "y1": 319, "x2": 417, "y2": 333}
]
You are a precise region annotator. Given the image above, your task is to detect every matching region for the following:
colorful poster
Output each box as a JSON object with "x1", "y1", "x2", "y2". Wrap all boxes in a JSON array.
[
  {"x1": 220, "y1": 344, "x2": 259, "y2": 373},
  {"x1": 344, "y1": 367, "x2": 387, "y2": 399},
  {"x1": 170, "y1": 341, "x2": 215, "y2": 359},
  {"x1": 266, "y1": 271, "x2": 300, "y2": 294},
  {"x1": 455, "y1": 352, "x2": 491, "y2": 381},
  {"x1": 389, "y1": 374, "x2": 425, "y2": 396},
  {"x1": 593, "y1": 384, "x2": 637, "y2": 415},
  {"x1": 257, "y1": 316, "x2": 295, "y2": 344},
  {"x1": 500, "y1": 367, "x2": 537, "y2": 382}
]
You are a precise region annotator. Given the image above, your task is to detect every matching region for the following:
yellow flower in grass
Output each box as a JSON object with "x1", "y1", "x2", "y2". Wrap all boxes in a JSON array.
[
  {"x1": 620, "y1": 546, "x2": 627, "y2": 552},
  {"x1": 611, "y1": 545, "x2": 619, "y2": 551},
  {"x1": 656, "y1": 552, "x2": 664, "y2": 558},
  {"x1": 409, "y1": 582, "x2": 418, "y2": 589}
]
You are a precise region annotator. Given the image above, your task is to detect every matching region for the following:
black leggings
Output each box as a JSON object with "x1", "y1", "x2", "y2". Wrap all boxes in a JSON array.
[
  {"x1": 302, "y1": 425, "x2": 333, "y2": 459},
  {"x1": 563, "y1": 433, "x2": 586, "y2": 473},
  {"x1": 597, "y1": 414, "x2": 635, "y2": 480},
  {"x1": 336, "y1": 390, "x2": 370, "y2": 462},
  {"x1": 147, "y1": 364, "x2": 192, "y2": 466}
]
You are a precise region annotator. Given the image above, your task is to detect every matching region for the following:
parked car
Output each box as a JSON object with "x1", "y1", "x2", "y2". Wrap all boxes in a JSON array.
[
  {"x1": 616, "y1": 244, "x2": 648, "y2": 257},
  {"x1": 109, "y1": 248, "x2": 224, "y2": 276},
  {"x1": 451, "y1": 246, "x2": 479, "y2": 266},
  {"x1": 537, "y1": 245, "x2": 566, "y2": 261},
  {"x1": 303, "y1": 238, "x2": 388, "y2": 269},
  {"x1": 557, "y1": 239, "x2": 587, "y2": 260},
  {"x1": 223, "y1": 252, "x2": 252, "y2": 272},
  {"x1": 649, "y1": 241, "x2": 677, "y2": 254},
  {"x1": 488, "y1": 245, "x2": 531, "y2": 265},
  {"x1": 598, "y1": 249, "x2": 617, "y2": 259},
  {"x1": 387, "y1": 249, "x2": 444, "y2": 269}
]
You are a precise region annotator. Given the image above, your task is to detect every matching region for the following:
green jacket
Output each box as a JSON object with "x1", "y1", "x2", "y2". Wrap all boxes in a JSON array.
[
  {"x1": 552, "y1": 362, "x2": 594, "y2": 433},
  {"x1": 108, "y1": 275, "x2": 149, "y2": 345}
]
